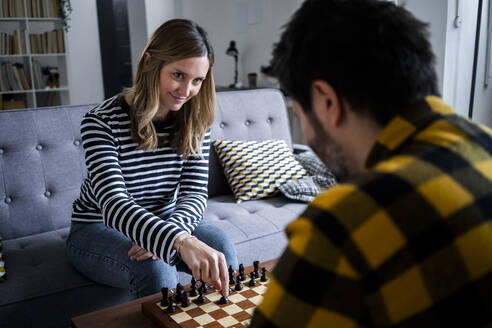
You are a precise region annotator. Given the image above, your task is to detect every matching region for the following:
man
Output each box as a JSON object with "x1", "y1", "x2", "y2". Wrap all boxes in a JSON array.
[{"x1": 250, "y1": 0, "x2": 492, "y2": 327}]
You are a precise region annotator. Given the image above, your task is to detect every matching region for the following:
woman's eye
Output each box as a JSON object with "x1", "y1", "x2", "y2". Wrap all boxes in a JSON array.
[
  {"x1": 193, "y1": 78, "x2": 203, "y2": 84},
  {"x1": 173, "y1": 72, "x2": 184, "y2": 79}
]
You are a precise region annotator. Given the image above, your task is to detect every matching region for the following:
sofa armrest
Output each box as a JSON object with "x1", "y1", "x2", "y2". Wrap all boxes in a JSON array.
[{"x1": 293, "y1": 143, "x2": 313, "y2": 154}]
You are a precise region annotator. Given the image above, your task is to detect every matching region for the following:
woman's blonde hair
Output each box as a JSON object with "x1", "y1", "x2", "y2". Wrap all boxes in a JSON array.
[{"x1": 124, "y1": 19, "x2": 216, "y2": 158}]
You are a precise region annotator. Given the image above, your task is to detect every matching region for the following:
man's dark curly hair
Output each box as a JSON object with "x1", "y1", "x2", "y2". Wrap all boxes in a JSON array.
[{"x1": 263, "y1": 0, "x2": 439, "y2": 125}]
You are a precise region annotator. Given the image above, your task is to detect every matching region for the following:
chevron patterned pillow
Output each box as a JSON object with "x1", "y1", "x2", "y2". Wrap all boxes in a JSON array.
[{"x1": 213, "y1": 139, "x2": 309, "y2": 203}]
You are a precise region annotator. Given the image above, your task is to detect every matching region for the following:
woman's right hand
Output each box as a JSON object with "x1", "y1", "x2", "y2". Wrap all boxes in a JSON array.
[{"x1": 175, "y1": 234, "x2": 229, "y2": 296}]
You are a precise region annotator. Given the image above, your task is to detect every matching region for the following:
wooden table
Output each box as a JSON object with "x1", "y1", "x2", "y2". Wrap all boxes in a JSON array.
[{"x1": 71, "y1": 259, "x2": 277, "y2": 328}]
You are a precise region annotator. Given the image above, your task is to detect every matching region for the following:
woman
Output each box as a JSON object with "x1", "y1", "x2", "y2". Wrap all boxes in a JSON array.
[{"x1": 66, "y1": 19, "x2": 238, "y2": 299}]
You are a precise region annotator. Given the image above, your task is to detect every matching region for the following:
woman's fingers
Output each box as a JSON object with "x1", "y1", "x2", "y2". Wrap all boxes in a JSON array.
[
  {"x1": 178, "y1": 236, "x2": 229, "y2": 296},
  {"x1": 128, "y1": 242, "x2": 157, "y2": 261}
]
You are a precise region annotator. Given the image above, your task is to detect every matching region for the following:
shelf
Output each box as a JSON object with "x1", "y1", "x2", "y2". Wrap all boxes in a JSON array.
[
  {"x1": 35, "y1": 86, "x2": 69, "y2": 92},
  {"x1": 0, "y1": 17, "x2": 28, "y2": 21},
  {"x1": 0, "y1": 89, "x2": 34, "y2": 95},
  {"x1": 27, "y1": 17, "x2": 62, "y2": 22},
  {"x1": 0, "y1": 17, "x2": 61, "y2": 21},
  {"x1": 31, "y1": 53, "x2": 66, "y2": 57},
  {"x1": 0, "y1": 54, "x2": 29, "y2": 58}
]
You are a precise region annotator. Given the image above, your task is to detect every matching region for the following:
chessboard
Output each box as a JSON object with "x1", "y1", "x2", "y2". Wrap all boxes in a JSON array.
[{"x1": 142, "y1": 261, "x2": 270, "y2": 328}]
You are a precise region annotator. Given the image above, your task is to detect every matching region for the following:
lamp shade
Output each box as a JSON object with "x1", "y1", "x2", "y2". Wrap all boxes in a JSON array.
[{"x1": 226, "y1": 40, "x2": 238, "y2": 56}]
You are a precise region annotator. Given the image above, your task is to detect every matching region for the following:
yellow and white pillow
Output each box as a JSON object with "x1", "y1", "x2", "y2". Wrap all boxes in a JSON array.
[{"x1": 213, "y1": 139, "x2": 308, "y2": 203}]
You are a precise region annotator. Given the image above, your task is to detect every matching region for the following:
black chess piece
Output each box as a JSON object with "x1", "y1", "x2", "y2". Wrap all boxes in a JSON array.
[
  {"x1": 234, "y1": 280, "x2": 243, "y2": 291},
  {"x1": 189, "y1": 277, "x2": 198, "y2": 296},
  {"x1": 229, "y1": 265, "x2": 236, "y2": 285},
  {"x1": 166, "y1": 297, "x2": 176, "y2": 313},
  {"x1": 238, "y1": 264, "x2": 246, "y2": 281},
  {"x1": 160, "y1": 287, "x2": 169, "y2": 307},
  {"x1": 261, "y1": 267, "x2": 268, "y2": 282},
  {"x1": 175, "y1": 283, "x2": 184, "y2": 303},
  {"x1": 253, "y1": 260, "x2": 260, "y2": 278},
  {"x1": 228, "y1": 287, "x2": 233, "y2": 295},
  {"x1": 196, "y1": 288, "x2": 206, "y2": 304},
  {"x1": 248, "y1": 271, "x2": 257, "y2": 287},
  {"x1": 219, "y1": 295, "x2": 229, "y2": 304},
  {"x1": 181, "y1": 293, "x2": 191, "y2": 307},
  {"x1": 200, "y1": 280, "x2": 208, "y2": 293}
]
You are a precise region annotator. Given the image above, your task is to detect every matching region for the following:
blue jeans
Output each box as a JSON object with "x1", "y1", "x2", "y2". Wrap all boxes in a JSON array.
[{"x1": 66, "y1": 217, "x2": 238, "y2": 299}]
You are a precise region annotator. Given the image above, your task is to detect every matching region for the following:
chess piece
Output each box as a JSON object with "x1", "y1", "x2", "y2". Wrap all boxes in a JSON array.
[
  {"x1": 261, "y1": 267, "x2": 268, "y2": 282},
  {"x1": 253, "y1": 260, "x2": 260, "y2": 278},
  {"x1": 219, "y1": 295, "x2": 229, "y2": 304},
  {"x1": 196, "y1": 288, "x2": 206, "y2": 304},
  {"x1": 200, "y1": 280, "x2": 208, "y2": 293},
  {"x1": 229, "y1": 265, "x2": 236, "y2": 285},
  {"x1": 238, "y1": 264, "x2": 246, "y2": 281},
  {"x1": 228, "y1": 287, "x2": 233, "y2": 295},
  {"x1": 166, "y1": 297, "x2": 176, "y2": 313},
  {"x1": 189, "y1": 277, "x2": 198, "y2": 296},
  {"x1": 160, "y1": 287, "x2": 169, "y2": 307},
  {"x1": 176, "y1": 283, "x2": 185, "y2": 303},
  {"x1": 181, "y1": 293, "x2": 191, "y2": 307},
  {"x1": 248, "y1": 271, "x2": 257, "y2": 287},
  {"x1": 235, "y1": 280, "x2": 243, "y2": 291}
]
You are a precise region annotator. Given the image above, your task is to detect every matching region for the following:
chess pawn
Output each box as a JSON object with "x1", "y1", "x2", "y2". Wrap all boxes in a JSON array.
[
  {"x1": 234, "y1": 280, "x2": 243, "y2": 291},
  {"x1": 261, "y1": 267, "x2": 268, "y2": 282},
  {"x1": 196, "y1": 288, "x2": 206, "y2": 304},
  {"x1": 229, "y1": 265, "x2": 236, "y2": 285},
  {"x1": 189, "y1": 277, "x2": 198, "y2": 296},
  {"x1": 175, "y1": 283, "x2": 185, "y2": 303},
  {"x1": 200, "y1": 280, "x2": 209, "y2": 293},
  {"x1": 219, "y1": 295, "x2": 229, "y2": 304},
  {"x1": 181, "y1": 293, "x2": 191, "y2": 307},
  {"x1": 166, "y1": 297, "x2": 176, "y2": 313},
  {"x1": 248, "y1": 271, "x2": 257, "y2": 287},
  {"x1": 160, "y1": 287, "x2": 169, "y2": 307},
  {"x1": 253, "y1": 260, "x2": 260, "y2": 278}
]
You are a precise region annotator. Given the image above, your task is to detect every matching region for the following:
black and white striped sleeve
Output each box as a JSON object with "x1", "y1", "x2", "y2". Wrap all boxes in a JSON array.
[
  {"x1": 165, "y1": 131, "x2": 210, "y2": 236},
  {"x1": 81, "y1": 113, "x2": 186, "y2": 264}
]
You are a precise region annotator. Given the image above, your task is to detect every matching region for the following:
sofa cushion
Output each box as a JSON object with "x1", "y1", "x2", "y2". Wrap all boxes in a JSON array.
[
  {"x1": 204, "y1": 194, "x2": 307, "y2": 244},
  {"x1": 0, "y1": 227, "x2": 106, "y2": 306},
  {"x1": 213, "y1": 139, "x2": 308, "y2": 202}
]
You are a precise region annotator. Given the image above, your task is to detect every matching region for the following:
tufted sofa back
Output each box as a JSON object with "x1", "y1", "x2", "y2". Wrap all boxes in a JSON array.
[
  {"x1": 209, "y1": 89, "x2": 292, "y2": 197},
  {"x1": 0, "y1": 88, "x2": 292, "y2": 240},
  {"x1": 0, "y1": 104, "x2": 92, "y2": 240}
]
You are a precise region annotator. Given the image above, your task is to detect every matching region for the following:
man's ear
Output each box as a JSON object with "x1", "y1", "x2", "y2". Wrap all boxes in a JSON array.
[{"x1": 311, "y1": 80, "x2": 343, "y2": 131}]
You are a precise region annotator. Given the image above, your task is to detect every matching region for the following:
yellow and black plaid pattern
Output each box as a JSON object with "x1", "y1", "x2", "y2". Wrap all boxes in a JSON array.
[
  {"x1": 250, "y1": 96, "x2": 492, "y2": 327},
  {"x1": 213, "y1": 139, "x2": 308, "y2": 203}
]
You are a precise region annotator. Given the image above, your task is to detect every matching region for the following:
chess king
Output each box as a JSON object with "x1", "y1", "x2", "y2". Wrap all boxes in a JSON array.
[{"x1": 250, "y1": 0, "x2": 492, "y2": 327}]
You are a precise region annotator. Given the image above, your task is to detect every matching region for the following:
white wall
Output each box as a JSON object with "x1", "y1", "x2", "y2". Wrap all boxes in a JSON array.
[
  {"x1": 66, "y1": 0, "x2": 104, "y2": 105},
  {"x1": 178, "y1": 0, "x2": 303, "y2": 88},
  {"x1": 145, "y1": 0, "x2": 175, "y2": 39},
  {"x1": 472, "y1": 0, "x2": 492, "y2": 126},
  {"x1": 127, "y1": 1, "x2": 148, "y2": 77}
]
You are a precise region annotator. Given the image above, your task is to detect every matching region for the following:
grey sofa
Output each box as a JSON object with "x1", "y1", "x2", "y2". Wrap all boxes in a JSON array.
[{"x1": 0, "y1": 88, "x2": 308, "y2": 327}]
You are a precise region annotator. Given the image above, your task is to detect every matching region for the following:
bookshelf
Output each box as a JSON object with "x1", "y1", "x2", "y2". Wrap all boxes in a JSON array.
[{"x1": 0, "y1": 0, "x2": 70, "y2": 109}]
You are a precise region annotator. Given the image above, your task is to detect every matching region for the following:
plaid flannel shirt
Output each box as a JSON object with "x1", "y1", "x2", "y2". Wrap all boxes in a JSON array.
[{"x1": 250, "y1": 96, "x2": 492, "y2": 327}]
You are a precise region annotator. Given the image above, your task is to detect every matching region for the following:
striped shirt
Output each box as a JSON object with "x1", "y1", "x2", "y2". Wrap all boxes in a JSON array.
[
  {"x1": 251, "y1": 96, "x2": 492, "y2": 327},
  {"x1": 72, "y1": 95, "x2": 210, "y2": 264}
]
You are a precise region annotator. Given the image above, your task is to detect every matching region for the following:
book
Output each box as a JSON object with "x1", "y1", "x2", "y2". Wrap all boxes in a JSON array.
[
  {"x1": 14, "y1": 63, "x2": 31, "y2": 90},
  {"x1": 56, "y1": 29, "x2": 64, "y2": 53}
]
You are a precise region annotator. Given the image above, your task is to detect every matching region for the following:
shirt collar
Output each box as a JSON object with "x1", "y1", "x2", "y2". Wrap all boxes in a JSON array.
[{"x1": 365, "y1": 96, "x2": 456, "y2": 169}]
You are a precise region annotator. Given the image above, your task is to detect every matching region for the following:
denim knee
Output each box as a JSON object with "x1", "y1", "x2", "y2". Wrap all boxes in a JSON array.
[{"x1": 130, "y1": 259, "x2": 179, "y2": 299}]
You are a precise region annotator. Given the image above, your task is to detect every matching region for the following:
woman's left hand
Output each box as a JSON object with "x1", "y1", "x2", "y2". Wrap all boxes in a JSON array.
[{"x1": 128, "y1": 242, "x2": 159, "y2": 261}]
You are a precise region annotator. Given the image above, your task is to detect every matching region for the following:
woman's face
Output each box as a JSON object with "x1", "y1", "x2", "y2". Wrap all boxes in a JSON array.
[{"x1": 158, "y1": 56, "x2": 210, "y2": 115}]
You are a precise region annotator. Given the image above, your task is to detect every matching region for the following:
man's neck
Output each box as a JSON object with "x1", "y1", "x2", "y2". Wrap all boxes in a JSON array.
[{"x1": 337, "y1": 111, "x2": 383, "y2": 175}]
